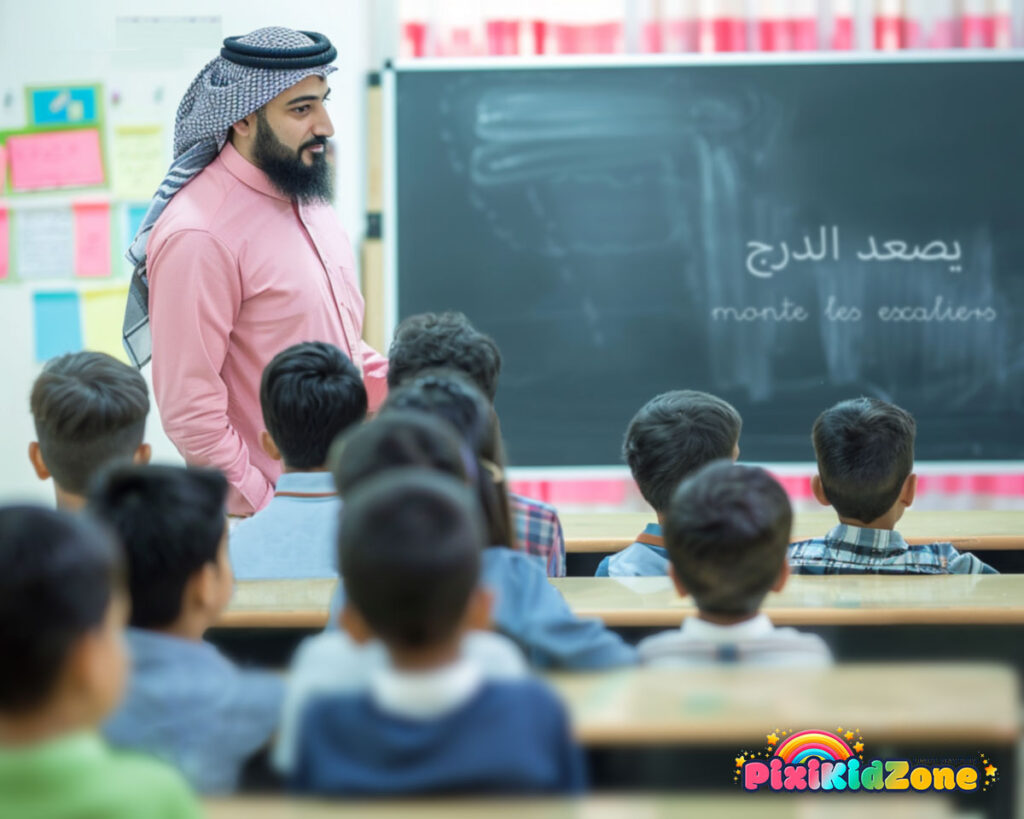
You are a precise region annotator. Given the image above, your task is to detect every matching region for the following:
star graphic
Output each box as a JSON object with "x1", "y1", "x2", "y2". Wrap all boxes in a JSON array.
[
  {"x1": 766, "y1": 732, "x2": 779, "y2": 746},
  {"x1": 736, "y1": 755, "x2": 746, "y2": 768},
  {"x1": 854, "y1": 742, "x2": 864, "y2": 753},
  {"x1": 844, "y1": 730, "x2": 855, "y2": 742},
  {"x1": 985, "y1": 764, "x2": 997, "y2": 777}
]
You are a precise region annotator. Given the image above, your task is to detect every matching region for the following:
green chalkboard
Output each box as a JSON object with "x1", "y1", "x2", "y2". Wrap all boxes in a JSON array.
[{"x1": 392, "y1": 58, "x2": 1024, "y2": 465}]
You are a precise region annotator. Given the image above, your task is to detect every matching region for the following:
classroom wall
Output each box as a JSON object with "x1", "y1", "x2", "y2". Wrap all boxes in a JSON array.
[{"x1": 0, "y1": 1, "x2": 372, "y2": 504}]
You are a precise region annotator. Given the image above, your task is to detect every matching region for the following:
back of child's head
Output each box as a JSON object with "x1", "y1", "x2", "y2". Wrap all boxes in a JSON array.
[
  {"x1": 387, "y1": 311, "x2": 502, "y2": 401},
  {"x1": 623, "y1": 390, "x2": 742, "y2": 513},
  {"x1": 382, "y1": 370, "x2": 514, "y2": 548},
  {"x1": 664, "y1": 461, "x2": 792, "y2": 617},
  {"x1": 87, "y1": 465, "x2": 227, "y2": 629},
  {"x1": 0, "y1": 505, "x2": 120, "y2": 713},
  {"x1": 812, "y1": 397, "x2": 916, "y2": 523},
  {"x1": 339, "y1": 469, "x2": 485, "y2": 650},
  {"x1": 30, "y1": 351, "x2": 150, "y2": 494},
  {"x1": 260, "y1": 341, "x2": 368, "y2": 469},
  {"x1": 331, "y1": 411, "x2": 470, "y2": 495}
]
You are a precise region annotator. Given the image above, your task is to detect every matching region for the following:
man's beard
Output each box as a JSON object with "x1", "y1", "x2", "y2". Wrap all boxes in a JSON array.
[{"x1": 252, "y1": 111, "x2": 334, "y2": 204}]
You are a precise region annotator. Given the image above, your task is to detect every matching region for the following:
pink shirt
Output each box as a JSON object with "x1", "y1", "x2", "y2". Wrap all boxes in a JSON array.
[{"x1": 147, "y1": 142, "x2": 388, "y2": 515}]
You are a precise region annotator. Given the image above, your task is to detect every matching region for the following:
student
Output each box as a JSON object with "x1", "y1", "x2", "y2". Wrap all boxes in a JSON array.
[
  {"x1": 335, "y1": 377, "x2": 636, "y2": 669},
  {"x1": 388, "y1": 311, "x2": 567, "y2": 576},
  {"x1": 638, "y1": 462, "x2": 831, "y2": 668},
  {"x1": 291, "y1": 470, "x2": 585, "y2": 795},
  {"x1": 0, "y1": 506, "x2": 200, "y2": 818},
  {"x1": 597, "y1": 390, "x2": 742, "y2": 577},
  {"x1": 88, "y1": 465, "x2": 284, "y2": 793},
  {"x1": 789, "y1": 398, "x2": 997, "y2": 574},
  {"x1": 28, "y1": 351, "x2": 151, "y2": 511},
  {"x1": 273, "y1": 412, "x2": 528, "y2": 776},
  {"x1": 230, "y1": 341, "x2": 368, "y2": 579}
]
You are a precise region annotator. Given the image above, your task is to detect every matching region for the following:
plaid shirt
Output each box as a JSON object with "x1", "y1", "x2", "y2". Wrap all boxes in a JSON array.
[
  {"x1": 788, "y1": 524, "x2": 998, "y2": 575},
  {"x1": 510, "y1": 493, "x2": 566, "y2": 577}
]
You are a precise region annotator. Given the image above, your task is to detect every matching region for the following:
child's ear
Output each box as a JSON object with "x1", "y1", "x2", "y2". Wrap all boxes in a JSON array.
[
  {"x1": 339, "y1": 603, "x2": 373, "y2": 645},
  {"x1": 28, "y1": 442, "x2": 51, "y2": 480},
  {"x1": 811, "y1": 474, "x2": 831, "y2": 507},
  {"x1": 667, "y1": 563, "x2": 689, "y2": 599},
  {"x1": 260, "y1": 430, "x2": 282, "y2": 461},
  {"x1": 731, "y1": 442, "x2": 740, "y2": 461},
  {"x1": 133, "y1": 443, "x2": 152, "y2": 465},
  {"x1": 899, "y1": 472, "x2": 917, "y2": 509},
  {"x1": 464, "y1": 587, "x2": 494, "y2": 632},
  {"x1": 771, "y1": 560, "x2": 791, "y2": 593}
]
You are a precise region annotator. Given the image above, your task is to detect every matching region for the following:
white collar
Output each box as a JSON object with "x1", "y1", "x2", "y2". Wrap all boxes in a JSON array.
[
  {"x1": 370, "y1": 656, "x2": 483, "y2": 720},
  {"x1": 680, "y1": 613, "x2": 775, "y2": 642}
]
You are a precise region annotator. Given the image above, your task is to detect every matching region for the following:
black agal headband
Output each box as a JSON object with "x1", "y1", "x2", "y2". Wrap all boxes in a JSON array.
[{"x1": 220, "y1": 30, "x2": 337, "y2": 69}]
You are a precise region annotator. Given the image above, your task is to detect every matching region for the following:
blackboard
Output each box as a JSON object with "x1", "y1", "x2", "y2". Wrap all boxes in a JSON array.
[{"x1": 392, "y1": 58, "x2": 1024, "y2": 465}]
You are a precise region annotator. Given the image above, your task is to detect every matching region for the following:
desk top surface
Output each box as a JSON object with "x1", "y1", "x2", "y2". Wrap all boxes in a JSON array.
[{"x1": 547, "y1": 663, "x2": 1019, "y2": 745}]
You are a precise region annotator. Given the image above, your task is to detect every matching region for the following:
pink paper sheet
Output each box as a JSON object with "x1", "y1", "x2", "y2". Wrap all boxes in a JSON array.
[{"x1": 8, "y1": 129, "x2": 104, "y2": 192}]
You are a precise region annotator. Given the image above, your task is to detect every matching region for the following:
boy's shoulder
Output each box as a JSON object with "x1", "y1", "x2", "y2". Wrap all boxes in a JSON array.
[{"x1": 94, "y1": 747, "x2": 201, "y2": 818}]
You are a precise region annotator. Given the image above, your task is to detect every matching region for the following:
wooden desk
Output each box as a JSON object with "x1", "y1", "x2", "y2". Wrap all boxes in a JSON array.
[
  {"x1": 221, "y1": 578, "x2": 335, "y2": 629},
  {"x1": 550, "y1": 574, "x2": 1024, "y2": 627},
  {"x1": 204, "y1": 796, "x2": 957, "y2": 819},
  {"x1": 548, "y1": 663, "x2": 1019, "y2": 746}
]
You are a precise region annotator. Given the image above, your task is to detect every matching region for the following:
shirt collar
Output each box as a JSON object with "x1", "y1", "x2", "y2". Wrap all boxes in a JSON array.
[
  {"x1": 636, "y1": 521, "x2": 663, "y2": 547},
  {"x1": 0, "y1": 730, "x2": 104, "y2": 766},
  {"x1": 680, "y1": 613, "x2": 775, "y2": 641},
  {"x1": 274, "y1": 471, "x2": 338, "y2": 498},
  {"x1": 218, "y1": 140, "x2": 291, "y2": 202},
  {"x1": 125, "y1": 627, "x2": 225, "y2": 668},
  {"x1": 370, "y1": 656, "x2": 483, "y2": 720},
  {"x1": 826, "y1": 523, "x2": 908, "y2": 552}
]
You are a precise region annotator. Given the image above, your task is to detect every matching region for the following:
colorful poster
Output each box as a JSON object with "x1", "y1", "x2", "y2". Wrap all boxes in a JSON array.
[
  {"x1": 0, "y1": 144, "x2": 6, "y2": 191},
  {"x1": 0, "y1": 207, "x2": 8, "y2": 281},
  {"x1": 15, "y1": 207, "x2": 74, "y2": 280},
  {"x1": 33, "y1": 291, "x2": 83, "y2": 361},
  {"x1": 28, "y1": 86, "x2": 100, "y2": 126},
  {"x1": 111, "y1": 125, "x2": 164, "y2": 200},
  {"x1": 73, "y1": 202, "x2": 111, "y2": 278},
  {"x1": 7, "y1": 129, "x2": 105, "y2": 192},
  {"x1": 82, "y1": 286, "x2": 130, "y2": 362}
]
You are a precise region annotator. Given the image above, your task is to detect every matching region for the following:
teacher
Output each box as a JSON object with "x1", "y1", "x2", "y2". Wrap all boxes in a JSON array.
[{"x1": 122, "y1": 27, "x2": 387, "y2": 515}]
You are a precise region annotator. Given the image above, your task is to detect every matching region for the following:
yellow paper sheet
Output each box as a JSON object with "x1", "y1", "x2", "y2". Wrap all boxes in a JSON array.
[
  {"x1": 82, "y1": 286, "x2": 130, "y2": 363},
  {"x1": 111, "y1": 125, "x2": 164, "y2": 201}
]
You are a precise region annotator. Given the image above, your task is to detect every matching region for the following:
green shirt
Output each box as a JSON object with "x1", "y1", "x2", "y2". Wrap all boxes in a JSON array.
[{"x1": 0, "y1": 730, "x2": 201, "y2": 819}]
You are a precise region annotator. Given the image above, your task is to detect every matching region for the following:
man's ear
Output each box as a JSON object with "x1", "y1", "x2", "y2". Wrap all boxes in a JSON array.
[
  {"x1": 260, "y1": 431, "x2": 282, "y2": 461},
  {"x1": 771, "y1": 560, "x2": 790, "y2": 593},
  {"x1": 668, "y1": 563, "x2": 689, "y2": 599},
  {"x1": 28, "y1": 442, "x2": 51, "y2": 480},
  {"x1": 339, "y1": 603, "x2": 374, "y2": 645},
  {"x1": 133, "y1": 443, "x2": 152, "y2": 465},
  {"x1": 899, "y1": 472, "x2": 917, "y2": 509},
  {"x1": 811, "y1": 474, "x2": 831, "y2": 507},
  {"x1": 231, "y1": 114, "x2": 255, "y2": 138},
  {"x1": 464, "y1": 587, "x2": 494, "y2": 632}
]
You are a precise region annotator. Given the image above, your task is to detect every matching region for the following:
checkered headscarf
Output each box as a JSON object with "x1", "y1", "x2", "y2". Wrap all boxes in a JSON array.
[{"x1": 122, "y1": 27, "x2": 337, "y2": 367}]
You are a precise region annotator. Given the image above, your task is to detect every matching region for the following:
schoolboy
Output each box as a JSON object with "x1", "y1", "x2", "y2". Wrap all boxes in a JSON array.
[
  {"x1": 638, "y1": 462, "x2": 831, "y2": 667},
  {"x1": 789, "y1": 398, "x2": 997, "y2": 574},
  {"x1": 0, "y1": 506, "x2": 200, "y2": 818},
  {"x1": 291, "y1": 469, "x2": 585, "y2": 795},
  {"x1": 231, "y1": 341, "x2": 368, "y2": 578},
  {"x1": 28, "y1": 351, "x2": 151, "y2": 511},
  {"x1": 89, "y1": 465, "x2": 284, "y2": 793},
  {"x1": 597, "y1": 390, "x2": 742, "y2": 577},
  {"x1": 388, "y1": 311, "x2": 567, "y2": 576}
]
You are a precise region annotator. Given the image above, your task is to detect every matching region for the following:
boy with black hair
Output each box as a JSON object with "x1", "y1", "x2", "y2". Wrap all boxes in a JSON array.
[
  {"x1": 29, "y1": 351, "x2": 151, "y2": 511},
  {"x1": 597, "y1": 390, "x2": 742, "y2": 577},
  {"x1": 789, "y1": 397, "x2": 997, "y2": 574},
  {"x1": 89, "y1": 465, "x2": 284, "y2": 793},
  {"x1": 639, "y1": 462, "x2": 831, "y2": 667},
  {"x1": 231, "y1": 341, "x2": 368, "y2": 578},
  {"x1": 291, "y1": 469, "x2": 585, "y2": 795},
  {"x1": 388, "y1": 311, "x2": 567, "y2": 576},
  {"x1": 0, "y1": 506, "x2": 200, "y2": 818}
]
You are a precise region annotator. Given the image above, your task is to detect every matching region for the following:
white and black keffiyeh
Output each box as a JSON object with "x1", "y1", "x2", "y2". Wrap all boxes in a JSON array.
[{"x1": 122, "y1": 26, "x2": 337, "y2": 367}]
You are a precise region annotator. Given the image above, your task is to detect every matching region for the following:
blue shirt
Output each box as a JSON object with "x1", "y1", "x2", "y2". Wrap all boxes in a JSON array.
[
  {"x1": 103, "y1": 628, "x2": 285, "y2": 793},
  {"x1": 230, "y1": 472, "x2": 339, "y2": 579},
  {"x1": 291, "y1": 679, "x2": 585, "y2": 795},
  {"x1": 595, "y1": 523, "x2": 669, "y2": 577},
  {"x1": 328, "y1": 548, "x2": 636, "y2": 670},
  {"x1": 788, "y1": 524, "x2": 999, "y2": 575}
]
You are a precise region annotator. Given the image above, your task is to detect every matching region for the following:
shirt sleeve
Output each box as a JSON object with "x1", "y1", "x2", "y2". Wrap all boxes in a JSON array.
[
  {"x1": 547, "y1": 514, "x2": 566, "y2": 578},
  {"x1": 358, "y1": 339, "x2": 389, "y2": 412},
  {"x1": 949, "y1": 549, "x2": 999, "y2": 574},
  {"x1": 148, "y1": 229, "x2": 273, "y2": 513}
]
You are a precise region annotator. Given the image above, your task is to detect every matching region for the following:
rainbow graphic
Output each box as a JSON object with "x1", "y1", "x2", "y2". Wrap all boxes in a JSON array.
[{"x1": 774, "y1": 730, "x2": 855, "y2": 765}]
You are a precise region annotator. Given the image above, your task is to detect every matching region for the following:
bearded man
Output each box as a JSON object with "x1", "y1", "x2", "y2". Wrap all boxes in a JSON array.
[{"x1": 122, "y1": 27, "x2": 387, "y2": 515}]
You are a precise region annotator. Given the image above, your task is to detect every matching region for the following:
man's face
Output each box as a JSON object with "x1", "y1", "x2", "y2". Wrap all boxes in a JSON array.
[{"x1": 251, "y1": 74, "x2": 335, "y2": 202}]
